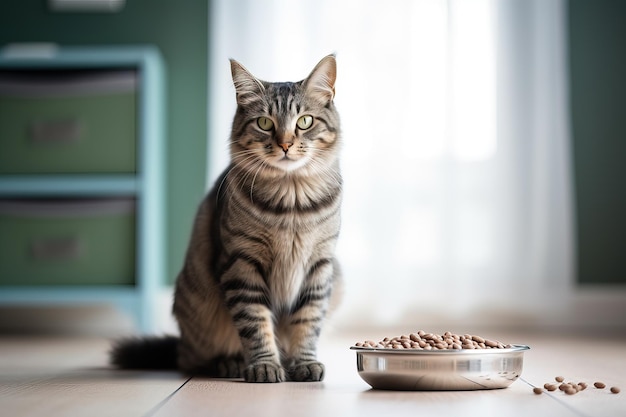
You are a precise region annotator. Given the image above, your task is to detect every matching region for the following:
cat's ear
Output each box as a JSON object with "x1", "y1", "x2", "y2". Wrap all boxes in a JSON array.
[
  {"x1": 305, "y1": 54, "x2": 336, "y2": 105},
  {"x1": 230, "y1": 59, "x2": 265, "y2": 106}
]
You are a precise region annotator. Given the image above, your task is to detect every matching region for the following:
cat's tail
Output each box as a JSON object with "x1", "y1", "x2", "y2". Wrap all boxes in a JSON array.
[{"x1": 110, "y1": 336, "x2": 179, "y2": 370}]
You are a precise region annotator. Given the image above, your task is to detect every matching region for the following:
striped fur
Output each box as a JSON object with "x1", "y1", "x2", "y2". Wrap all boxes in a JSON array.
[{"x1": 112, "y1": 56, "x2": 343, "y2": 383}]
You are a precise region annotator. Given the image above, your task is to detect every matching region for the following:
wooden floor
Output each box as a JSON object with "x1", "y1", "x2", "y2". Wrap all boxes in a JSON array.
[{"x1": 0, "y1": 329, "x2": 625, "y2": 417}]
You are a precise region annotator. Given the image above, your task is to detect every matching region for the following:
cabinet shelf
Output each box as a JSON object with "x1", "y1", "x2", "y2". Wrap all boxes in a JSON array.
[
  {"x1": 0, "y1": 286, "x2": 143, "y2": 326},
  {"x1": 0, "y1": 175, "x2": 140, "y2": 196}
]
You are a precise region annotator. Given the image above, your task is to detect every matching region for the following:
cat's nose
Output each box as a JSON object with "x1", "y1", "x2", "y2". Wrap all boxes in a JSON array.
[{"x1": 279, "y1": 142, "x2": 293, "y2": 153}]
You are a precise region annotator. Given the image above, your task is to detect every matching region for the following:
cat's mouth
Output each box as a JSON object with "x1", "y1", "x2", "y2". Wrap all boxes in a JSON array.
[{"x1": 272, "y1": 154, "x2": 307, "y2": 172}]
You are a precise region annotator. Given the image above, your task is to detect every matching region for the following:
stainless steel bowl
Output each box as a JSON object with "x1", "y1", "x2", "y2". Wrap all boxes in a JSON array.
[{"x1": 351, "y1": 344, "x2": 530, "y2": 391}]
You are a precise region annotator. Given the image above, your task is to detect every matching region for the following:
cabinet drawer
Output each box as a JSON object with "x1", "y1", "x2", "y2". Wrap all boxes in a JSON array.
[
  {"x1": 0, "y1": 70, "x2": 137, "y2": 174},
  {"x1": 0, "y1": 199, "x2": 136, "y2": 286}
]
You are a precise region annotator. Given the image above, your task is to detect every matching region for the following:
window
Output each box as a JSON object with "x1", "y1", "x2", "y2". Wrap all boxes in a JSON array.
[{"x1": 209, "y1": 0, "x2": 574, "y2": 328}]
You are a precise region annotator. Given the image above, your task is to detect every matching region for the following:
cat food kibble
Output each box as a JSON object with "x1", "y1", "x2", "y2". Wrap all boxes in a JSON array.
[
  {"x1": 533, "y1": 377, "x2": 619, "y2": 396},
  {"x1": 354, "y1": 331, "x2": 512, "y2": 350}
]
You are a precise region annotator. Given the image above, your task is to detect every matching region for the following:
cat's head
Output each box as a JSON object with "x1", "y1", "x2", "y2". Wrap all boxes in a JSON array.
[{"x1": 229, "y1": 55, "x2": 340, "y2": 175}]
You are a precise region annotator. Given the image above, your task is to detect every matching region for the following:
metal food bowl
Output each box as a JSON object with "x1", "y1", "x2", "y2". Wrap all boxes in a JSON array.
[{"x1": 351, "y1": 344, "x2": 530, "y2": 391}]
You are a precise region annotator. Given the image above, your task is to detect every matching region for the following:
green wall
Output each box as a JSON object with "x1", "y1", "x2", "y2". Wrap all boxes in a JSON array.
[
  {"x1": 569, "y1": 0, "x2": 626, "y2": 284},
  {"x1": 0, "y1": 0, "x2": 209, "y2": 284}
]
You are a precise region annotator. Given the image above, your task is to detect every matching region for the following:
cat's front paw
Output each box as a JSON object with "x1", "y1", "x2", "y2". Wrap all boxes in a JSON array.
[
  {"x1": 244, "y1": 362, "x2": 286, "y2": 383},
  {"x1": 289, "y1": 361, "x2": 325, "y2": 382}
]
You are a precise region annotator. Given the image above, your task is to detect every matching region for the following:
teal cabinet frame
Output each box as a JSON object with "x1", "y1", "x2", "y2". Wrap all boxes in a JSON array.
[{"x1": 0, "y1": 45, "x2": 166, "y2": 333}]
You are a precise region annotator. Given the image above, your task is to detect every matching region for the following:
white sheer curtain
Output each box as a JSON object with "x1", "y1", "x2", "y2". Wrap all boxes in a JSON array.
[{"x1": 208, "y1": 0, "x2": 574, "y2": 328}]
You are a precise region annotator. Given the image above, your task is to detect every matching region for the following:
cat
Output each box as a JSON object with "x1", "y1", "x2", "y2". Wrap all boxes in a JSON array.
[{"x1": 110, "y1": 55, "x2": 343, "y2": 383}]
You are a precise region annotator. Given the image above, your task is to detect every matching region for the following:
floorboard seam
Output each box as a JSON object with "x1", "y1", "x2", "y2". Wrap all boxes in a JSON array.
[{"x1": 142, "y1": 376, "x2": 193, "y2": 417}]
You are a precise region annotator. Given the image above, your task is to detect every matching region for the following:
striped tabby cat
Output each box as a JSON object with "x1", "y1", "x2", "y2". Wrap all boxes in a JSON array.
[{"x1": 111, "y1": 55, "x2": 343, "y2": 383}]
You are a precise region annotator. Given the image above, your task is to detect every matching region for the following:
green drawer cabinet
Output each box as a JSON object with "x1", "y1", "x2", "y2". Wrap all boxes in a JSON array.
[
  {"x1": 0, "y1": 46, "x2": 166, "y2": 333},
  {"x1": 0, "y1": 70, "x2": 137, "y2": 174},
  {"x1": 0, "y1": 199, "x2": 136, "y2": 286}
]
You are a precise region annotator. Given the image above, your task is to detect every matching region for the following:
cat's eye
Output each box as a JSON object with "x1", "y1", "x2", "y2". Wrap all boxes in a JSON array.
[
  {"x1": 296, "y1": 115, "x2": 313, "y2": 130},
  {"x1": 257, "y1": 117, "x2": 274, "y2": 131}
]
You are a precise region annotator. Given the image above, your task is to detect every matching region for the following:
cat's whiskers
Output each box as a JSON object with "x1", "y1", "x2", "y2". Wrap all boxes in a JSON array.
[
  {"x1": 219, "y1": 149, "x2": 263, "y2": 206},
  {"x1": 249, "y1": 159, "x2": 270, "y2": 204},
  {"x1": 231, "y1": 154, "x2": 264, "y2": 203},
  {"x1": 222, "y1": 149, "x2": 257, "y2": 177},
  {"x1": 217, "y1": 163, "x2": 243, "y2": 203},
  {"x1": 300, "y1": 163, "x2": 342, "y2": 205},
  {"x1": 304, "y1": 149, "x2": 342, "y2": 184}
]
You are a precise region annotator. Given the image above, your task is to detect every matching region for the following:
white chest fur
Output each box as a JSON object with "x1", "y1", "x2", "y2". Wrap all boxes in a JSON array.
[{"x1": 268, "y1": 230, "x2": 311, "y2": 310}]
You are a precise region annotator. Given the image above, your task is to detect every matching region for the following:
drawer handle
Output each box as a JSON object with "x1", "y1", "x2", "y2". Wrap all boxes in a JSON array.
[
  {"x1": 30, "y1": 236, "x2": 84, "y2": 261},
  {"x1": 29, "y1": 119, "x2": 83, "y2": 144}
]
